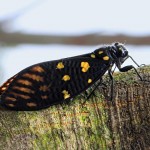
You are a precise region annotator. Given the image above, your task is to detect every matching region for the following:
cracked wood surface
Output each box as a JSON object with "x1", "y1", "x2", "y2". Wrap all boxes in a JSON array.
[{"x1": 0, "y1": 66, "x2": 149, "y2": 150}]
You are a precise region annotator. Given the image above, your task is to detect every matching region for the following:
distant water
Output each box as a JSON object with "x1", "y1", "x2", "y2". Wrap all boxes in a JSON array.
[{"x1": 0, "y1": 44, "x2": 150, "y2": 84}]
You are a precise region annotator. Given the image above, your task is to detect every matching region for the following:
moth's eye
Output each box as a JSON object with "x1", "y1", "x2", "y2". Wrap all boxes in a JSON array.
[
  {"x1": 118, "y1": 45, "x2": 128, "y2": 57},
  {"x1": 117, "y1": 46, "x2": 123, "y2": 56},
  {"x1": 119, "y1": 47, "x2": 123, "y2": 51}
]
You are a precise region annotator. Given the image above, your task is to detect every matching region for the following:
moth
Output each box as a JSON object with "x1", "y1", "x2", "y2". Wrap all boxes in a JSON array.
[{"x1": 0, "y1": 43, "x2": 142, "y2": 111}]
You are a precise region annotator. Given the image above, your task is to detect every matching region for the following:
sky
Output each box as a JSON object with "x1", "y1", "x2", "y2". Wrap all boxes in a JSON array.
[
  {"x1": 0, "y1": 0, "x2": 150, "y2": 83},
  {"x1": 1, "y1": 0, "x2": 150, "y2": 35}
]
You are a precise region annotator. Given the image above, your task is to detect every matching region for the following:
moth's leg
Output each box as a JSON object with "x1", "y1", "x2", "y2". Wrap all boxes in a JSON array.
[
  {"x1": 119, "y1": 65, "x2": 142, "y2": 81},
  {"x1": 108, "y1": 70, "x2": 114, "y2": 101},
  {"x1": 80, "y1": 90, "x2": 89, "y2": 99},
  {"x1": 87, "y1": 82, "x2": 107, "y2": 99},
  {"x1": 84, "y1": 80, "x2": 101, "y2": 99},
  {"x1": 81, "y1": 79, "x2": 106, "y2": 106},
  {"x1": 120, "y1": 65, "x2": 150, "y2": 83},
  {"x1": 111, "y1": 65, "x2": 117, "y2": 75},
  {"x1": 59, "y1": 98, "x2": 74, "y2": 110}
]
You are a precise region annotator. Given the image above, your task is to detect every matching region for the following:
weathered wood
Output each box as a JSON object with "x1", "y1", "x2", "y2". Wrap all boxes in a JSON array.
[{"x1": 0, "y1": 66, "x2": 149, "y2": 150}]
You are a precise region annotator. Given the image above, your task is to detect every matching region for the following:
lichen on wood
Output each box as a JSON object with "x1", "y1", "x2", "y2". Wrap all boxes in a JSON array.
[{"x1": 0, "y1": 66, "x2": 149, "y2": 150}]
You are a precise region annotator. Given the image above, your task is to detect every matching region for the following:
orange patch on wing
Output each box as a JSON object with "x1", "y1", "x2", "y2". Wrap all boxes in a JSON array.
[
  {"x1": 9, "y1": 92, "x2": 30, "y2": 99},
  {"x1": 23, "y1": 73, "x2": 44, "y2": 82},
  {"x1": 0, "y1": 75, "x2": 17, "y2": 95},
  {"x1": 31, "y1": 66, "x2": 45, "y2": 73},
  {"x1": 17, "y1": 79, "x2": 32, "y2": 86},
  {"x1": 39, "y1": 85, "x2": 48, "y2": 92},
  {"x1": 7, "y1": 104, "x2": 15, "y2": 107},
  {"x1": 1, "y1": 87, "x2": 7, "y2": 91},
  {"x1": 13, "y1": 86, "x2": 35, "y2": 94},
  {"x1": 41, "y1": 95, "x2": 48, "y2": 99},
  {"x1": 5, "y1": 97, "x2": 16, "y2": 101},
  {"x1": 27, "y1": 102, "x2": 37, "y2": 107},
  {"x1": 6, "y1": 83, "x2": 10, "y2": 86}
]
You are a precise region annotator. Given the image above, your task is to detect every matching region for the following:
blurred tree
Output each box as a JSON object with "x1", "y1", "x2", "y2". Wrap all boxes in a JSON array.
[{"x1": 0, "y1": 0, "x2": 150, "y2": 46}]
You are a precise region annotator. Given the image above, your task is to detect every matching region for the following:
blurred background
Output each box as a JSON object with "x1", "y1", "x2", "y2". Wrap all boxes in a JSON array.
[{"x1": 0, "y1": 0, "x2": 150, "y2": 84}]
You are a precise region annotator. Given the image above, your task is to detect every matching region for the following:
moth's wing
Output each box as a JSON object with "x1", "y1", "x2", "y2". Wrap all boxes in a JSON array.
[{"x1": 0, "y1": 56, "x2": 110, "y2": 111}]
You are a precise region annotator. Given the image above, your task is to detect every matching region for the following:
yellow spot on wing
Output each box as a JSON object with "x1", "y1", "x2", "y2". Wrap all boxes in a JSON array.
[
  {"x1": 57, "y1": 62, "x2": 64, "y2": 69},
  {"x1": 88, "y1": 79, "x2": 92, "y2": 83},
  {"x1": 27, "y1": 102, "x2": 37, "y2": 107},
  {"x1": 31, "y1": 66, "x2": 45, "y2": 73},
  {"x1": 91, "y1": 54, "x2": 95, "y2": 58},
  {"x1": 81, "y1": 62, "x2": 90, "y2": 72},
  {"x1": 103, "y1": 56, "x2": 109, "y2": 61},
  {"x1": 82, "y1": 68, "x2": 87, "y2": 72},
  {"x1": 62, "y1": 90, "x2": 70, "y2": 99},
  {"x1": 62, "y1": 90, "x2": 68, "y2": 94},
  {"x1": 62, "y1": 75, "x2": 70, "y2": 81},
  {"x1": 99, "y1": 51, "x2": 103, "y2": 54},
  {"x1": 81, "y1": 62, "x2": 89, "y2": 68},
  {"x1": 64, "y1": 94, "x2": 70, "y2": 99}
]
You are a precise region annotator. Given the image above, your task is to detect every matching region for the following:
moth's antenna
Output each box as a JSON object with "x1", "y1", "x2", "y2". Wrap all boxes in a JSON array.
[{"x1": 128, "y1": 56, "x2": 140, "y2": 67}]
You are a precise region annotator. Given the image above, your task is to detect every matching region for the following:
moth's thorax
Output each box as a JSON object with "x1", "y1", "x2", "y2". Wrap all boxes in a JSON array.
[
  {"x1": 93, "y1": 46, "x2": 111, "y2": 62},
  {"x1": 92, "y1": 43, "x2": 129, "y2": 69}
]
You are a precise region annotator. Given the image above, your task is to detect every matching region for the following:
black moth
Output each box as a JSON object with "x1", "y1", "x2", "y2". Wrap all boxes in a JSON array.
[{"x1": 0, "y1": 43, "x2": 141, "y2": 111}]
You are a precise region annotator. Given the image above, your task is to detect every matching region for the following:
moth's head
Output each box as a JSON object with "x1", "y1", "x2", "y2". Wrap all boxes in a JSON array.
[{"x1": 110, "y1": 42, "x2": 129, "y2": 68}]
